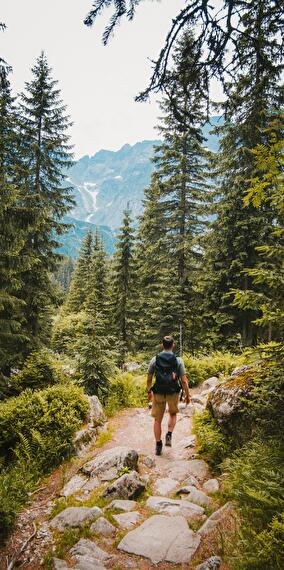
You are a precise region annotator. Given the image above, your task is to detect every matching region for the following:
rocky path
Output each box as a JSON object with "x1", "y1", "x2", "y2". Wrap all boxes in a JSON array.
[{"x1": 0, "y1": 379, "x2": 235, "y2": 570}]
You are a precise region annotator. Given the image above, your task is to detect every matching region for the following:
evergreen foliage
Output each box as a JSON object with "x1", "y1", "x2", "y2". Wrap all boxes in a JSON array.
[
  {"x1": 111, "y1": 207, "x2": 137, "y2": 363},
  {"x1": 16, "y1": 52, "x2": 74, "y2": 351},
  {"x1": 137, "y1": 30, "x2": 210, "y2": 352},
  {"x1": 202, "y1": 3, "x2": 283, "y2": 347}
]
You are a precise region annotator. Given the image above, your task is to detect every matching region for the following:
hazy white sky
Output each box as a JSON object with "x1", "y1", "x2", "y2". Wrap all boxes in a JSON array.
[{"x1": 2, "y1": 0, "x2": 223, "y2": 158}]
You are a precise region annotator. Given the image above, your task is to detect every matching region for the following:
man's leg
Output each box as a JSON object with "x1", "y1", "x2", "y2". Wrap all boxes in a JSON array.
[
  {"x1": 151, "y1": 394, "x2": 166, "y2": 455},
  {"x1": 154, "y1": 419, "x2": 162, "y2": 441},
  {"x1": 165, "y1": 394, "x2": 179, "y2": 446}
]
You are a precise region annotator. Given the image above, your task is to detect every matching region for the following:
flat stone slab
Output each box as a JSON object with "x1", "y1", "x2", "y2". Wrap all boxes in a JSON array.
[
  {"x1": 113, "y1": 511, "x2": 142, "y2": 529},
  {"x1": 154, "y1": 478, "x2": 179, "y2": 496},
  {"x1": 90, "y1": 517, "x2": 116, "y2": 537},
  {"x1": 146, "y1": 496, "x2": 204, "y2": 520},
  {"x1": 183, "y1": 486, "x2": 212, "y2": 507},
  {"x1": 106, "y1": 499, "x2": 137, "y2": 512},
  {"x1": 81, "y1": 447, "x2": 138, "y2": 479},
  {"x1": 118, "y1": 515, "x2": 200, "y2": 564},
  {"x1": 50, "y1": 507, "x2": 102, "y2": 531},
  {"x1": 203, "y1": 479, "x2": 220, "y2": 494},
  {"x1": 167, "y1": 459, "x2": 209, "y2": 482},
  {"x1": 103, "y1": 470, "x2": 145, "y2": 500},
  {"x1": 198, "y1": 502, "x2": 233, "y2": 536},
  {"x1": 179, "y1": 474, "x2": 199, "y2": 488},
  {"x1": 70, "y1": 538, "x2": 115, "y2": 564}
]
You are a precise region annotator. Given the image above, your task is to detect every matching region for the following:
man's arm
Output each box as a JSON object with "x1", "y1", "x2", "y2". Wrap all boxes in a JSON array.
[
  {"x1": 180, "y1": 374, "x2": 190, "y2": 405},
  {"x1": 147, "y1": 373, "x2": 153, "y2": 400}
]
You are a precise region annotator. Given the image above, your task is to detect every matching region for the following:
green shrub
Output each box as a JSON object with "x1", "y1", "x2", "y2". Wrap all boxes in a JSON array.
[
  {"x1": 224, "y1": 439, "x2": 284, "y2": 570},
  {"x1": 0, "y1": 384, "x2": 88, "y2": 470},
  {"x1": 183, "y1": 351, "x2": 248, "y2": 386},
  {"x1": 193, "y1": 409, "x2": 233, "y2": 466},
  {"x1": 0, "y1": 460, "x2": 38, "y2": 540},
  {"x1": 9, "y1": 349, "x2": 71, "y2": 393},
  {"x1": 104, "y1": 372, "x2": 147, "y2": 416}
]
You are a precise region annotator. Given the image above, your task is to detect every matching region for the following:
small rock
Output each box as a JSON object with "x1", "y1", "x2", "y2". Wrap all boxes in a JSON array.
[
  {"x1": 90, "y1": 517, "x2": 116, "y2": 537},
  {"x1": 202, "y1": 377, "x2": 219, "y2": 390},
  {"x1": 103, "y1": 470, "x2": 145, "y2": 500},
  {"x1": 113, "y1": 511, "x2": 142, "y2": 529},
  {"x1": 191, "y1": 396, "x2": 205, "y2": 405},
  {"x1": 60, "y1": 475, "x2": 88, "y2": 498},
  {"x1": 50, "y1": 507, "x2": 102, "y2": 531},
  {"x1": 73, "y1": 428, "x2": 97, "y2": 454},
  {"x1": 203, "y1": 479, "x2": 220, "y2": 494},
  {"x1": 177, "y1": 435, "x2": 196, "y2": 448},
  {"x1": 118, "y1": 515, "x2": 200, "y2": 563},
  {"x1": 198, "y1": 502, "x2": 234, "y2": 535},
  {"x1": 69, "y1": 538, "x2": 114, "y2": 563},
  {"x1": 183, "y1": 486, "x2": 212, "y2": 507},
  {"x1": 81, "y1": 447, "x2": 138, "y2": 478},
  {"x1": 106, "y1": 499, "x2": 137, "y2": 512},
  {"x1": 154, "y1": 478, "x2": 179, "y2": 496},
  {"x1": 183, "y1": 475, "x2": 199, "y2": 487},
  {"x1": 230, "y1": 365, "x2": 250, "y2": 378},
  {"x1": 167, "y1": 459, "x2": 209, "y2": 482},
  {"x1": 146, "y1": 496, "x2": 204, "y2": 520},
  {"x1": 81, "y1": 476, "x2": 100, "y2": 494},
  {"x1": 141, "y1": 455, "x2": 156, "y2": 468},
  {"x1": 196, "y1": 555, "x2": 222, "y2": 569},
  {"x1": 88, "y1": 395, "x2": 106, "y2": 427}
]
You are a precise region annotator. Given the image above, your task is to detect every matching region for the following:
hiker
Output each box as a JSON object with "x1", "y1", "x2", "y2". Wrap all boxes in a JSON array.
[{"x1": 147, "y1": 335, "x2": 190, "y2": 455}]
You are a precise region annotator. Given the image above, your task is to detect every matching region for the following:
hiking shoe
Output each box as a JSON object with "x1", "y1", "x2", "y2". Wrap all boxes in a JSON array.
[
  {"x1": 155, "y1": 441, "x2": 163, "y2": 456},
  {"x1": 165, "y1": 432, "x2": 172, "y2": 447}
]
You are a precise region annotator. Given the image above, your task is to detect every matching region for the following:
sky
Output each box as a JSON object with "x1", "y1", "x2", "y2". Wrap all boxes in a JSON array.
[{"x1": 1, "y1": 0, "x2": 223, "y2": 159}]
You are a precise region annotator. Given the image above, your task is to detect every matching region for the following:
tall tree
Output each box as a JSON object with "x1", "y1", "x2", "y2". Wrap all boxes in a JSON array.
[
  {"x1": 137, "y1": 30, "x2": 210, "y2": 352},
  {"x1": 17, "y1": 52, "x2": 74, "y2": 350},
  {"x1": 203, "y1": 1, "x2": 283, "y2": 347},
  {"x1": 111, "y1": 207, "x2": 137, "y2": 364},
  {"x1": 64, "y1": 230, "x2": 94, "y2": 313},
  {"x1": 0, "y1": 68, "x2": 25, "y2": 374}
]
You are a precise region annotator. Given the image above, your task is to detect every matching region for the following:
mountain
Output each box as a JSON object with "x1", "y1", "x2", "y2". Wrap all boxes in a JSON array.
[
  {"x1": 59, "y1": 116, "x2": 222, "y2": 257},
  {"x1": 57, "y1": 217, "x2": 116, "y2": 257},
  {"x1": 67, "y1": 116, "x2": 222, "y2": 229}
]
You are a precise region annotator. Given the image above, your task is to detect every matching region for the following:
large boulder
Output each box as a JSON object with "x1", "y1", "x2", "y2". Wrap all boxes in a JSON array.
[
  {"x1": 207, "y1": 366, "x2": 254, "y2": 430},
  {"x1": 118, "y1": 515, "x2": 200, "y2": 564},
  {"x1": 87, "y1": 396, "x2": 106, "y2": 427},
  {"x1": 102, "y1": 470, "x2": 145, "y2": 500},
  {"x1": 50, "y1": 507, "x2": 102, "y2": 531},
  {"x1": 81, "y1": 447, "x2": 138, "y2": 479}
]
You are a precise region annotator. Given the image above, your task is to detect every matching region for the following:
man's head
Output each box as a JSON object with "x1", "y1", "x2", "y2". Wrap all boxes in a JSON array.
[{"x1": 162, "y1": 335, "x2": 174, "y2": 350}]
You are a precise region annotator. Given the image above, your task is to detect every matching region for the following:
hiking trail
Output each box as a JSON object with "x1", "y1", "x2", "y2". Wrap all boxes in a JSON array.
[{"x1": 0, "y1": 381, "x2": 235, "y2": 570}]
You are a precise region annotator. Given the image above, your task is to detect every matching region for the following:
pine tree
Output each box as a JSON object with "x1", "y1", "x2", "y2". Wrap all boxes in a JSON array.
[
  {"x1": 64, "y1": 230, "x2": 94, "y2": 313},
  {"x1": 137, "y1": 30, "x2": 210, "y2": 352},
  {"x1": 0, "y1": 68, "x2": 27, "y2": 374},
  {"x1": 17, "y1": 52, "x2": 74, "y2": 349},
  {"x1": 203, "y1": 1, "x2": 283, "y2": 347},
  {"x1": 76, "y1": 232, "x2": 116, "y2": 397},
  {"x1": 111, "y1": 207, "x2": 138, "y2": 364}
]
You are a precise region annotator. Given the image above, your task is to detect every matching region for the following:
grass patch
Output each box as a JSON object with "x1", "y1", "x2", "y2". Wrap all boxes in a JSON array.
[{"x1": 94, "y1": 426, "x2": 113, "y2": 448}]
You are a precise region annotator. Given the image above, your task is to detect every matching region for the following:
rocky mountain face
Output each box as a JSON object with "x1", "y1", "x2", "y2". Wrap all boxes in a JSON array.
[{"x1": 61, "y1": 117, "x2": 221, "y2": 257}]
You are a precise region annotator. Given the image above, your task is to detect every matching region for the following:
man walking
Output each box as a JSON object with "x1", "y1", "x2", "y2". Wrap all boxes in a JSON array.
[{"x1": 147, "y1": 335, "x2": 190, "y2": 455}]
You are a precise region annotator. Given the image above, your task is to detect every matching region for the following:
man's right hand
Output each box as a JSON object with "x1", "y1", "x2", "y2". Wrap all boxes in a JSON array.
[
  {"x1": 185, "y1": 393, "x2": 190, "y2": 405},
  {"x1": 147, "y1": 391, "x2": 152, "y2": 401}
]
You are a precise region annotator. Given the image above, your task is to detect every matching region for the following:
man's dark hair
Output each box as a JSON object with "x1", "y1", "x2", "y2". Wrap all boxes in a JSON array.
[{"x1": 162, "y1": 336, "x2": 174, "y2": 350}]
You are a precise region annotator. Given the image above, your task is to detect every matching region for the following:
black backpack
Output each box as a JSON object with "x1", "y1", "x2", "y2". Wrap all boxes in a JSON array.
[{"x1": 153, "y1": 352, "x2": 181, "y2": 395}]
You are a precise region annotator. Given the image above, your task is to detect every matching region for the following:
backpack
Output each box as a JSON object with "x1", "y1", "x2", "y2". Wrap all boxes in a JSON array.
[{"x1": 152, "y1": 351, "x2": 181, "y2": 395}]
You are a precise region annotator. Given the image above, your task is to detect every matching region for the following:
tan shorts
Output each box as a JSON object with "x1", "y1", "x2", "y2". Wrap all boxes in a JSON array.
[{"x1": 151, "y1": 393, "x2": 179, "y2": 421}]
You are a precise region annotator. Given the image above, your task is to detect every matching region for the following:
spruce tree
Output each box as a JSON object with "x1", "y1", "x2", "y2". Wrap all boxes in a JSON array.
[
  {"x1": 0, "y1": 68, "x2": 27, "y2": 374},
  {"x1": 17, "y1": 52, "x2": 74, "y2": 349},
  {"x1": 111, "y1": 207, "x2": 137, "y2": 364},
  {"x1": 64, "y1": 230, "x2": 94, "y2": 313},
  {"x1": 137, "y1": 30, "x2": 210, "y2": 352},
  {"x1": 203, "y1": 1, "x2": 283, "y2": 347},
  {"x1": 76, "y1": 232, "x2": 116, "y2": 397}
]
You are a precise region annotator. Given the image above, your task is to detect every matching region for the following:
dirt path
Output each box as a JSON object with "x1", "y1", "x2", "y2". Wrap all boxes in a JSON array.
[{"x1": 0, "y1": 392, "x2": 234, "y2": 570}]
